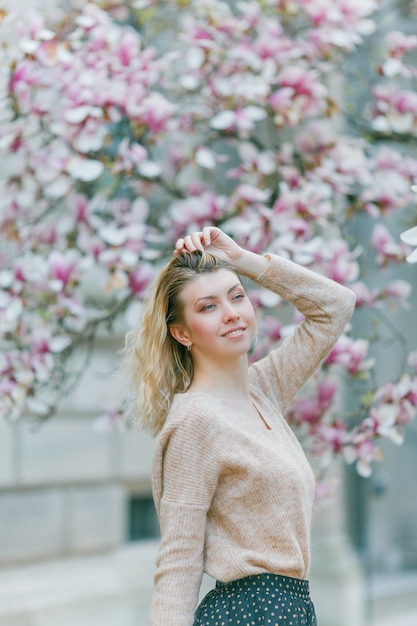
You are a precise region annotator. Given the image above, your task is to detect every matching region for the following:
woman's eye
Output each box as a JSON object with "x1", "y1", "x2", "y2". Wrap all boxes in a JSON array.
[
  {"x1": 233, "y1": 293, "x2": 245, "y2": 301},
  {"x1": 202, "y1": 303, "x2": 215, "y2": 311}
]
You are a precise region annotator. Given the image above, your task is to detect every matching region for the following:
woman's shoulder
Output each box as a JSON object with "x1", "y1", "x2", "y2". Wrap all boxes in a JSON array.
[{"x1": 160, "y1": 391, "x2": 225, "y2": 437}]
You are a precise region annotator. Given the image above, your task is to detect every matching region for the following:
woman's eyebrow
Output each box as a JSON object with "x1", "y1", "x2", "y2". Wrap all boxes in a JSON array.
[{"x1": 195, "y1": 283, "x2": 242, "y2": 304}]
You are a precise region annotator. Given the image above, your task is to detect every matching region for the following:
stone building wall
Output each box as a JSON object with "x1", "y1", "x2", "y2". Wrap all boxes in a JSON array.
[{"x1": 0, "y1": 335, "x2": 155, "y2": 567}]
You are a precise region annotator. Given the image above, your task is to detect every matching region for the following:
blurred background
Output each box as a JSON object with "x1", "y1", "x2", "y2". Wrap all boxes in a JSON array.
[{"x1": 1, "y1": 1, "x2": 417, "y2": 625}]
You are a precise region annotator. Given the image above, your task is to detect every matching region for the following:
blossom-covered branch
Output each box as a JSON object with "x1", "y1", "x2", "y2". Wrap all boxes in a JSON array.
[{"x1": 1, "y1": 0, "x2": 417, "y2": 482}]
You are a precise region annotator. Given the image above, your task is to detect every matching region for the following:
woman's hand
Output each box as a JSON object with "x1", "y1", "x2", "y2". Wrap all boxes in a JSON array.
[
  {"x1": 174, "y1": 226, "x2": 244, "y2": 265},
  {"x1": 174, "y1": 226, "x2": 269, "y2": 277}
]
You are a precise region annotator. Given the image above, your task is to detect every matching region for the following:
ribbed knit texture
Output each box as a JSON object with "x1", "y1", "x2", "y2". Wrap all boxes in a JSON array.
[{"x1": 150, "y1": 254, "x2": 356, "y2": 626}]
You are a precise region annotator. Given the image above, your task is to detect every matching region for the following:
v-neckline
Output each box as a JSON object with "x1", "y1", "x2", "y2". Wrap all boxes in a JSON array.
[{"x1": 253, "y1": 403, "x2": 272, "y2": 430}]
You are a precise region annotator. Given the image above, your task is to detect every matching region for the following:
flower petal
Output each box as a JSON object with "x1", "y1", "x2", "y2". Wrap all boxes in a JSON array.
[
  {"x1": 406, "y1": 247, "x2": 417, "y2": 264},
  {"x1": 67, "y1": 158, "x2": 104, "y2": 181},
  {"x1": 195, "y1": 147, "x2": 216, "y2": 170},
  {"x1": 210, "y1": 110, "x2": 236, "y2": 130},
  {"x1": 137, "y1": 160, "x2": 161, "y2": 178},
  {"x1": 400, "y1": 226, "x2": 417, "y2": 245}
]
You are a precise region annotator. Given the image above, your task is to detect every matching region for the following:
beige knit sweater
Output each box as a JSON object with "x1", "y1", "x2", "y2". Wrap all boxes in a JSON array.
[{"x1": 150, "y1": 254, "x2": 356, "y2": 626}]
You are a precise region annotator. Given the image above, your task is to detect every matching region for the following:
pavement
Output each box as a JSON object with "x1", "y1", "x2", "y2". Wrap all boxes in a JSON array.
[
  {"x1": 373, "y1": 610, "x2": 417, "y2": 626},
  {"x1": 367, "y1": 570, "x2": 417, "y2": 626}
]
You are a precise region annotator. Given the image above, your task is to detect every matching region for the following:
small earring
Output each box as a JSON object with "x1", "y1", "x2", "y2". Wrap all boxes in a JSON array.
[{"x1": 187, "y1": 345, "x2": 191, "y2": 351}]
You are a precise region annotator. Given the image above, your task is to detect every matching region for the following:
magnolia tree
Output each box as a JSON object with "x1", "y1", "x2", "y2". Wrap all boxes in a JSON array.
[{"x1": 1, "y1": 0, "x2": 417, "y2": 488}]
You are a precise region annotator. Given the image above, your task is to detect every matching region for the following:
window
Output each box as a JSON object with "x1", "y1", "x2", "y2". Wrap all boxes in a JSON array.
[{"x1": 127, "y1": 494, "x2": 160, "y2": 541}]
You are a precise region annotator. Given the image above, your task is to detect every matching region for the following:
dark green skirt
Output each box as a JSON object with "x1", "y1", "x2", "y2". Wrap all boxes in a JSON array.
[{"x1": 194, "y1": 572, "x2": 317, "y2": 625}]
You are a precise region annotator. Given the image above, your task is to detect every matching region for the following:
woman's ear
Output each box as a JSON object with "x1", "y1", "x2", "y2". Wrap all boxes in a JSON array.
[{"x1": 169, "y1": 325, "x2": 190, "y2": 348}]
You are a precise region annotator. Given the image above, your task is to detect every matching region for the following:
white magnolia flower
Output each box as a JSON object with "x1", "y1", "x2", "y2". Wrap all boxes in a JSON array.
[
  {"x1": 400, "y1": 226, "x2": 417, "y2": 263},
  {"x1": 138, "y1": 160, "x2": 161, "y2": 178},
  {"x1": 67, "y1": 157, "x2": 104, "y2": 181},
  {"x1": 195, "y1": 147, "x2": 217, "y2": 170}
]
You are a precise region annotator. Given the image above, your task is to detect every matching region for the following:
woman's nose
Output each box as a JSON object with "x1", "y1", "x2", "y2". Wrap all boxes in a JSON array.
[{"x1": 222, "y1": 302, "x2": 240, "y2": 321}]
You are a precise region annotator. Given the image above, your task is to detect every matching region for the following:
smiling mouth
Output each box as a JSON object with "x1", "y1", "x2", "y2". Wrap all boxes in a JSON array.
[{"x1": 222, "y1": 327, "x2": 246, "y2": 337}]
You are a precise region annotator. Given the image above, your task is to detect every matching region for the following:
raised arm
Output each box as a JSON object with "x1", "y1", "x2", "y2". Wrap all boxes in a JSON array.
[
  {"x1": 175, "y1": 226, "x2": 356, "y2": 413},
  {"x1": 250, "y1": 253, "x2": 357, "y2": 413}
]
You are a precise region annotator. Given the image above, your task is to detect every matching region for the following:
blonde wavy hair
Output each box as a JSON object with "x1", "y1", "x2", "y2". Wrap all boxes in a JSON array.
[{"x1": 122, "y1": 251, "x2": 236, "y2": 437}]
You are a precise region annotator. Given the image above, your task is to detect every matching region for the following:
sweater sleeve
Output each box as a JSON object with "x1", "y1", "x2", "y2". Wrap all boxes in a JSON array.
[
  {"x1": 250, "y1": 254, "x2": 356, "y2": 413},
  {"x1": 150, "y1": 404, "x2": 224, "y2": 626}
]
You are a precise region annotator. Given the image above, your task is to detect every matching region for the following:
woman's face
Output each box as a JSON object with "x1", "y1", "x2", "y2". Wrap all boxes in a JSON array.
[{"x1": 172, "y1": 268, "x2": 257, "y2": 361}]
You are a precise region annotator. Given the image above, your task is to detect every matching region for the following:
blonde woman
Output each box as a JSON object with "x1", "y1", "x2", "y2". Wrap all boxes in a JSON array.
[{"x1": 123, "y1": 226, "x2": 356, "y2": 626}]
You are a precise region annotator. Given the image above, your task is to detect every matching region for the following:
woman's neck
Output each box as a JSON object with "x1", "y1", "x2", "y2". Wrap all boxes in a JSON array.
[{"x1": 188, "y1": 355, "x2": 251, "y2": 402}]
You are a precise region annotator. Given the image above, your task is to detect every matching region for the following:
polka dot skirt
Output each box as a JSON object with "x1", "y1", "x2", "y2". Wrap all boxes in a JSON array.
[{"x1": 193, "y1": 573, "x2": 318, "y2": 626}]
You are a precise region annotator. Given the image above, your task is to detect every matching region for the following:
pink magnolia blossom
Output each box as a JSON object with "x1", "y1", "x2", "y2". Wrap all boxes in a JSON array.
[
  {"x1": 112, "y1": 139, "x2": 148, "y2": 175},
  {"x1": 222, "y1": 208, "x2": 272, "y2": 254},
  {"x1": 294, "y1": 120, "x2": 337, "y2": 153},
  {"x1": 317, "y1": 240, "x2": 360, "y2": 284},
  {"x1": 378, "y1": 30, "x2": 417, "y2": 79},
  {"x1": 0, "y1": 350, "x2": 34, "y2": 421},
  {"x1": 128, "y1": 263, "x2": 154, "y2": 298},
  {"x1": 374, "y1": 375, "x2": 417, "y2": 418},
  {"x1": 0, "y1": 295, "x2": 23, "y2": 334},
  {"x1": 47, "y1": 250, "x2": 81, "y2": 292},
  {"x1": 134, "y1": 93, "x2": 177, "y2": 133},
  {"x1": 382, "y1": 280, "x2": 412, "y2": 309},
  {"x1": 366, "y1": 404, "x2": 405, "y2": 445},
  {"x1": 314, "y1": 478, "x2": 339, "y2": 506},
  {"x1": 167, "y1": 192, "x2": 226, "y2": 238},
  {"x1": 270, "y1": 66, "x2": 328, "y2": 126},
  {"x1": 350, "y1": 281, "x2": 379, "y2": 308},
  {"x1": 371, "y1": 84, "x2": 417, "y2": 134},
  {"x1": 210, "y1": 106, "x2": 267, "y2": 135},
  {"x1": 250, "y1": 316, "x2": 282, "y2": 363},
  {"x1": 272, "y1": 181, "x2": 333, "y2": 225},
  {"x1": 344, "y1": 435, "x2": 380, "y2": 478},
  {"x1": 371, "y1": 223, "x2": 408, "y2": 265},
  {"x1": 287, "y1": 377, "x2": 338, "y2": 427},
  {"x1": 325, "y1": 336, "x2": 374, "y2": 376},
  {"x1": 117, "y1": 31, "x2": 141, "y2": 67},
  {"x1": 385, "y1": 31, "x2": 417, "y2": 58},
  {"x1": 315, "y1": 420, "x2": 349, "y2": 456}
]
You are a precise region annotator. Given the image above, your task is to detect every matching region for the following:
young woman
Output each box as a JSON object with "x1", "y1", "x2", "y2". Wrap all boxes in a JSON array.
[{"x1": 123, "y1": 226, "x2": 356, "y2": 626}]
